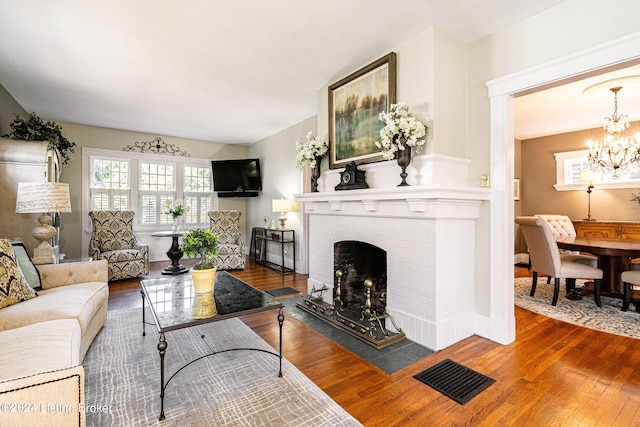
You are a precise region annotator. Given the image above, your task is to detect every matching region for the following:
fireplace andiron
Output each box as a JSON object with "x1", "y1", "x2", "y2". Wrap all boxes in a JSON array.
[{"x1": 296, "y1": 269, "x2": 406, "y2": 349}]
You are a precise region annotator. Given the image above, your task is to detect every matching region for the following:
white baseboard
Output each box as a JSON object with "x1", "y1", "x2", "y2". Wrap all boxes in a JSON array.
[
  {"x1": 514, "y1": 253, "x2": 529, "y2": 265},
  {"x1": 475, "y1": 313, "x2": 515, "y2": 345}
]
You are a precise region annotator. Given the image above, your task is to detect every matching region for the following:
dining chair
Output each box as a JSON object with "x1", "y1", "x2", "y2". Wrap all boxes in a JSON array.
[
  {"x1": 534, "y1": 214, "x2": 580, "y2": 251},
  {"x1": 534, "y1": 214, "x2": 597, "y2": 288},
  {"x1": 515, "y1": 216, "x2": 603, "y2": 306},
  {"x1": 620, "y1": 270, "x2": 640, "y2": 311}
]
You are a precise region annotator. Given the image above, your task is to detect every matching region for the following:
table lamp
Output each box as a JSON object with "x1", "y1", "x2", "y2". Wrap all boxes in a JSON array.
[
  {"x1": 579, "y1": 170, "x2": 596, "y2": 221},
  {"x1": 272, "y1": 198, "x2": 294, "y2": 229},
  {"x1": 15, "y1": 182, "x2": 72, "y2": 264}
]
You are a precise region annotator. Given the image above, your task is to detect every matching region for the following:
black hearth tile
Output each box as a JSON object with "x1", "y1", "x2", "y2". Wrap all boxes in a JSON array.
[
  {"x1": 398, "y1": 342, "x2": 433, "y2": 361},
  {"x1": 281, "y1": 297, "x2": 435, "y2": 374},
  {"x1": 374, "y1": 353, "x2": 416, "y2": 373},
  {"x1": 351, "y1": 343, "x2": 382, "y2": 359}
]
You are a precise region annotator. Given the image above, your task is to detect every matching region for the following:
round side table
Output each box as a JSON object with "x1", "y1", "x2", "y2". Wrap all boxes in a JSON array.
[{"x1": 151, "y1": 231, "x2": 189, "y2": 275}]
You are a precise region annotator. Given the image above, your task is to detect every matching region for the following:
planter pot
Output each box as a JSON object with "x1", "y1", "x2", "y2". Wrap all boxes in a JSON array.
[
  {"x1": 192, "y1": 292, "x2": 218, "y2": 318},
  {"x1": 191, "y1": 267, "x2": 217, "y2": 294}
]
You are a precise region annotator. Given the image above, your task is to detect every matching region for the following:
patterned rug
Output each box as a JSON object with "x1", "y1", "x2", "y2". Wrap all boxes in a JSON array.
[
  {"x1": 514, "y1": 277, "x2": 640, "y2": 339},
  {"x1": 83, "y1": 309, "x2": 362, "y2": 426}
]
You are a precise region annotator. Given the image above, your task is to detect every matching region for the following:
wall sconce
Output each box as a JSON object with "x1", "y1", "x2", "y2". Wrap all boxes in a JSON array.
[
  {"x1": 272, "y1": 198, "x2": 294, "y2": 230},
  {"x1": 15, "y1": 182, "x2": 72, "y2": 264}
]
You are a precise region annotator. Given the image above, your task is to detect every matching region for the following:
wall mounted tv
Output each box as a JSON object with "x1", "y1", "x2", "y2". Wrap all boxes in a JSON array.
[{"x1": 211, "y1": 158, "x2": 262, "y2": 197}]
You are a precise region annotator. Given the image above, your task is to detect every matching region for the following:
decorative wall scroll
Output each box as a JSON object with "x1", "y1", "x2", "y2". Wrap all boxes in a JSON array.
[{"x1": 123, "y1": 137, "x2": 190, "y2": 157}]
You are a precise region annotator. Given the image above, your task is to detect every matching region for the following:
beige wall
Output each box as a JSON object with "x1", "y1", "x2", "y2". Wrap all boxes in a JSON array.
[
  {"x1": 520, "y1": 124, "x2": 640, "y2": 221},
  {"x1": 514, "y1": 138, "x2": 524, "y2": 253},
  {"x1": 0, "y1": 84, "x2": 27, "y2": 135},
  {"x1": 247, "y1": 115, "x2": 316, "y2": 273}
]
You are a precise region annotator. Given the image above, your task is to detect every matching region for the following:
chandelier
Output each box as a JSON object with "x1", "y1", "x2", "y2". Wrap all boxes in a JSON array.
[{"x1": 587, "y1": 86, "x2": 640, "y2": 179}]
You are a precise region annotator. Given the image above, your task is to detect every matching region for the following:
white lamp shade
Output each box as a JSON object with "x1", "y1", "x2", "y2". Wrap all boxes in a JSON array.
[
  {"x1": 272, "y1": 198, "x2": 294, "y2": 213},
  {"x1": 579, "y1": 170, "x2": 596, "y2": 184},
  {"x1": 15, "y1": 182, "x2": 72, "y2": 214}
]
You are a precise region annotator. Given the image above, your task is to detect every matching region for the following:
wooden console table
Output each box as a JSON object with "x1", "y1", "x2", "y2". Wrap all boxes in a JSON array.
[{"x1": 573, "y1": 220, "x2": 640, "y2": 240}]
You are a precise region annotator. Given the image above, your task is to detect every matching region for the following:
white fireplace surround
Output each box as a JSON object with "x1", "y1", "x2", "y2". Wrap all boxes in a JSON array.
[{"x1": 296, "y1": 154, "x2": 489, "y2": 351}]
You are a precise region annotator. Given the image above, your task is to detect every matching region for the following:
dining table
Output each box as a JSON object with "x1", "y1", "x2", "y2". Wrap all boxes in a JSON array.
[{"x1": 555, "y1": 235, "x2": 640, "y2": 297}]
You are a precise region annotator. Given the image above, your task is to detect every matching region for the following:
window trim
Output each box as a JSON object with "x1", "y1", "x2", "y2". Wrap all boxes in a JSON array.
[
  {"x1": 90, "y1": 156, "x2": 131, "y2": 210},
  {"x1": 553, "y1": 149, "x2": 640, "y2": 191},
  {"x1": 82, "y1": 147, "x2": 216, "y2": 254},
  {"x1": 139, "y1": 160, "x2": 178, "y2": 227}
]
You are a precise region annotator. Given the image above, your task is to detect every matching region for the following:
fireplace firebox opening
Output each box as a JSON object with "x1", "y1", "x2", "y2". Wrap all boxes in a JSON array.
[{"x1": 297, "y1": 240, "x2": 405, "y2": 349}]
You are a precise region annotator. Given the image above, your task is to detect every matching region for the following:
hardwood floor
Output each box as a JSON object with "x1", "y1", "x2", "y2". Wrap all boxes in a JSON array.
[{"x1": 108, "y1": 261, "x2": 640, "y2": 426}]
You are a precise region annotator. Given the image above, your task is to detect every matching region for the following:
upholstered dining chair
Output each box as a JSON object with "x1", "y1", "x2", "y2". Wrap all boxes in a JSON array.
[
  {"x1": 88, "y1": 210, "x2": 149, "y2": 281},
  {"x1": 208, "y1": 210, "x2": 246, "y2": 270},
  {"x1": 620, "y1": 270, "x2": 640, "y2": 312},
  {"x1": 534, "y1": 214, "x2": 597, "y2": 286},
  {"x1": 534, "y1": 214, "x2": 580, "y2": 253},
  {"x1": 515, "y1": 216, "x2": 603, "y2": 306}
]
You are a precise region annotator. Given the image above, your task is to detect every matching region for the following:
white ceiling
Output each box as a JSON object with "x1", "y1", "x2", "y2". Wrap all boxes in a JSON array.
[
  {"x1": 514, "y1": 63, "x2": 640, "y2": 140},
  {"x1": 0, "y1": 0, "x2": 576, "y2": 145}
]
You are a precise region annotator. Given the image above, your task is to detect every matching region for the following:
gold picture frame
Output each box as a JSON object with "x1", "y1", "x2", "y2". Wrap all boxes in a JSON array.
[
  {"x1": 514, "y1": 178, "x2": 521, "y2": 201},
  {"x1": 328, "y1": 53, "x2": 396, "y2": 169}
]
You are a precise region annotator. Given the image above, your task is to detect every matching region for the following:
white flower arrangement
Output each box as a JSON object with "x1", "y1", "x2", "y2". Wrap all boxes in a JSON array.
[
  {"x1": 375, "y1": 102, "x2": 428, "y2": 160},
  {"x1": 295, "y1": 131, "x2": 329, "y2": 171},
  {"x1": 164, "y1": 199, "x2": 185, "y2": 217}
]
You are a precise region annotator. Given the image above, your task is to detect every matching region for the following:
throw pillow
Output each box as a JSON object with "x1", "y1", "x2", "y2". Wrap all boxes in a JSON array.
[
  {"x1": 10, "y1": 239, "x2": 42, "y2": 291},
  {"x1": 0, "y1": 239, "x2": 37, "y2": 309}
]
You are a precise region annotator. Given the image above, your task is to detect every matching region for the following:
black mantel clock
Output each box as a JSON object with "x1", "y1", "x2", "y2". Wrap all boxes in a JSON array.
[{"x1": 335, "y1": 161, "x2": 369, "y2": 191}]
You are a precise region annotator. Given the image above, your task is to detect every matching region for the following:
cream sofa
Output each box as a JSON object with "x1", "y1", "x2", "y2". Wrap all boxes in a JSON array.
[{"x1": 0, "y1": 259, "x2": 108, "y2": 427}]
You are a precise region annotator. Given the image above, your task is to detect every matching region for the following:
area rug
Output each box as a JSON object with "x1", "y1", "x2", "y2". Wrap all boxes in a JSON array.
[
  {"x1": 281, "y1": 297, "x2": 433, "y2": 374},
  {"x1": 83, "y1": 309, "x2": 362, "y2": 426},
  {"x1": 514, "y1": 277, "x2": 640, "y2": 339}
]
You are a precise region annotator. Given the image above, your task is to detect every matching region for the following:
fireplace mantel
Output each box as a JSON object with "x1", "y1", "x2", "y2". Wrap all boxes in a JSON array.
[{"x1": 295, "y1": 185, "x2": 489, "y2": 218}]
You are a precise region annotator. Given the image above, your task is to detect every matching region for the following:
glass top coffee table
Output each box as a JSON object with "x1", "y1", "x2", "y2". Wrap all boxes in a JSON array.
[{"x1": 140, "y1": 271, "x2": 284, "y2": 420}]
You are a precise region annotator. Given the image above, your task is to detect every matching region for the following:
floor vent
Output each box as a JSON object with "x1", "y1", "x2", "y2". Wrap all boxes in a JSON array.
[{"x1": 413, "y1": 359, "x2": 495, "y2": 404}]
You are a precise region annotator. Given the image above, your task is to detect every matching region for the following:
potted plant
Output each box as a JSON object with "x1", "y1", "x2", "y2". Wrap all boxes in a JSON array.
[
  {"x1": 5, "y1": 113, "x2": 77, "y2": 165},
  {"x1": 180, "y1": 228, "x2": 219, "y2": 294}
]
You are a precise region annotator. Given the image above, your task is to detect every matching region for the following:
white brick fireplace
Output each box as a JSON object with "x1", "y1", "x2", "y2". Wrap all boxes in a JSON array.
[{"x1": 295, "y1": 154, "x2": 489, "y2": 351}]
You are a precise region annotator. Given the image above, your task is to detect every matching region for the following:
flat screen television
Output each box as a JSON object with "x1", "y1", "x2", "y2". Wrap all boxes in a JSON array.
[{"x1": 211, "y1": 158, "x2": 262, "y2": 197}]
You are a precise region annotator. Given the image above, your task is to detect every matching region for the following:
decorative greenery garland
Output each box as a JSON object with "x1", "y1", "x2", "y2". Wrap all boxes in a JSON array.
[{"x1": 5, "y1": 112, "x2": 76, "y2": 164}]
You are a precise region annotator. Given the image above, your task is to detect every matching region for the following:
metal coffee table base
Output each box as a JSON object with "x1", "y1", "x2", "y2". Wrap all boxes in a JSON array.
[{"x1": 142, "y1": 296, "x2": 284, "y2": 420}]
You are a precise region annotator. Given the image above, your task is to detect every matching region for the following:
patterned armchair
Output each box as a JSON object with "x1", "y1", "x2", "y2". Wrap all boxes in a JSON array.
[
  {"x1": 88, "y1": 210, "x2": 149, "y2": 281},
  {"x1": 208, "y1": 210, "x2": 246, "y2": 270}
]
